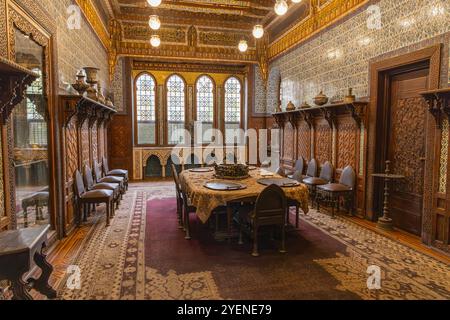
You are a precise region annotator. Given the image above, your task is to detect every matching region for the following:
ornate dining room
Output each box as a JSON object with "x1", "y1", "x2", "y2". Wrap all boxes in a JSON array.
[{"x1": 0, "y1": 0, "x2": 449, "y2": 303}]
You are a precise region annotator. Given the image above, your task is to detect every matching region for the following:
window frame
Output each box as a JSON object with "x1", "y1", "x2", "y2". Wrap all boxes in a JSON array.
[
  {"x1": 134, "y1": 72, "x2": 159, "y2": 147},
  {"x1": 223, "y1": 75, "x2": 244, "y2": 144},
  {"x1": 194, "y1": 74, "x2": 217, "y2": 145},
  {"x1": 165, "y1": 73, "x2": 188, "y2": 146}
]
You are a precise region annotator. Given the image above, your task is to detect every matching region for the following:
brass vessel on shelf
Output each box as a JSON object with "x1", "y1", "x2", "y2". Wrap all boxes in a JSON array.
[
  {"x1": 300, "y1": 101, "x2": 312, "y2": 109},
  {"x1": 314, "y1": 91, "x2": 329, "y2": 106},
  {"x1": 344, "y1": 88, "x2": 356, "y2": 103},
  {"x1": 71, "y1": 70, "x2": 89, "y2": 95},
  {"x1": 286, "y1": 101, "x2": 296, "y2": 111}
]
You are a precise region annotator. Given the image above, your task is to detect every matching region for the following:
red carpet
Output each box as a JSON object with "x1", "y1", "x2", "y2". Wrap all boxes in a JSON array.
[{"x1": 145, "y1": 198, "x2": 360, "y2": 300}]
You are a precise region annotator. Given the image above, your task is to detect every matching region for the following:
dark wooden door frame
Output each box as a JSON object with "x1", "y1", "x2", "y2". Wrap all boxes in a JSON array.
[{"x1": 366, "y1": 44, "x2": 442, "y2": 244}]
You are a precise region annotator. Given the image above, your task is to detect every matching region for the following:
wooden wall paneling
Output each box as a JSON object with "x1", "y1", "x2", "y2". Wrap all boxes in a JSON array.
[
  {"x1": 314, "y1": 118, "x2": 333, "y2": 167},
  {"x1": 296, "y1": 120, "x2": 311, "y2": 161}
]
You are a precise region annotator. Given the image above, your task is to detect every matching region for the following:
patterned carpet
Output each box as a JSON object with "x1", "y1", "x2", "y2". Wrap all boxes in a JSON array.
[{"x1": 59, "y1": 184, "x2": 450, "y2": 300}]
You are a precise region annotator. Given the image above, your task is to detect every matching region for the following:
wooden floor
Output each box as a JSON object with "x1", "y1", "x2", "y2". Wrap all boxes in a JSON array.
[{"x1": 29, "y1": 182, "x2": 450, "y2": 299}]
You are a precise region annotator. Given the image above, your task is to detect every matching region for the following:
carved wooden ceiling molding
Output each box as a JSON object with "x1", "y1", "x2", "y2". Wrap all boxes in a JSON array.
[{"x1": 132, "y1": 60, "x2": 249, "y2": 74}]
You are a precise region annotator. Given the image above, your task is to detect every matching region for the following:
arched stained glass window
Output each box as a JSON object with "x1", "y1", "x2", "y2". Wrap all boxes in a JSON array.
[
  {"x1": 196, "y1": 76, "x2": 214, "y2": 143},
  {"x1": 224, "y1": 77, "x2": 242, "y2": 145},
  {"x1": 167, "y1": 75, "x2": 186, "y2": 145},
  {"x1": 136, "y1": 73, "x2": 156, "y2": 145}
]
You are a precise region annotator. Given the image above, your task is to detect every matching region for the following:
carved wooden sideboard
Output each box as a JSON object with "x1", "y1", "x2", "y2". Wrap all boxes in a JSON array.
[
  {"x1": 59, "y1": 95, "x2": 116, "y2": 234},
  {"x1": 273, "y1": 101, "x2": 369, "y2": 217}
]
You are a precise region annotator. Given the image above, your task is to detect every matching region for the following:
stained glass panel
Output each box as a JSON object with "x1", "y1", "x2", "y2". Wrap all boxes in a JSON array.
[
  {"x1": 167, "y1": 75, "x2": 186, "y2": 145},
  {"x1": 136, "y1": 74, "x2": 156, "y2": 145},
  {"x1": 225, "y1": 77, "x2": 242, "y2": 145},
  {"x1": 196, "y1": 76, "x2": 214, "y2": 143}
]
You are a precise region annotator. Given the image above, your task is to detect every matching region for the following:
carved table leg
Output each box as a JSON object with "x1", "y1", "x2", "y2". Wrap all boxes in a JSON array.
[
  {"x1": 11, "y1": 274, "x2": 33, "y2": 300},
  {"x1": 27, "y1": 244, "x2": 57, "y2": 299}
]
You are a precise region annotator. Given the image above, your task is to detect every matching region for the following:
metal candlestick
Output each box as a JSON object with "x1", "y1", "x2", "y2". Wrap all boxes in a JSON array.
[{"x1": 372, "y1": 160, "x2": 405, "y2": 231}]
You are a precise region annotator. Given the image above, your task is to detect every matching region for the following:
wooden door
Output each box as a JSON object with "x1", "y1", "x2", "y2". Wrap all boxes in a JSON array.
[{"x1": 388, "y1": 68, "x2": 429, "y2": 236}]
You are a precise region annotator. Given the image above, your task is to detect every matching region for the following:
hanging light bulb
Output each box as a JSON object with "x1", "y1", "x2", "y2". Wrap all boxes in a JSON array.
[
  {"x1": 238, "y1": 40, "x2": 248, "y2": 52},
  {"x1": 150, "y1": 35, "x2": 161, "y2": 47},
  {"x1": 147, "y1": 0, "x2": 162, "y2": 7},
  {"x1": 274, "y1": 0, "x2": 288, "y2": 16},
  {"x1": 252, "y1": 25, "x2": 264, "y2": 39},
  {"x1": 291, "y1": 0, "x2": 303, "y2": 3},
  {"x1": 148, "y1": 15, "x2": 161, "y2": 30}
]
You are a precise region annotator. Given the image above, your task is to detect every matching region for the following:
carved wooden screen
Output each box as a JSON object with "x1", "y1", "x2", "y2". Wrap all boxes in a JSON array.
[
  {"x1": 167, "y1": 75, "x2": 186, "y2": 145},
  {"x1": 196, "y1": 75, "x2": 214, "y2": 143}
]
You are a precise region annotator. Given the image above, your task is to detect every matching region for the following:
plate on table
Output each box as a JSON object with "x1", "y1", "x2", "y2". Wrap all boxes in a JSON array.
[
  {"x1": 257, "y1": 178, "x2": 300, "y2": 188},
  {"x1": 248, "y1": 166, "x2": 258, "y2": 171},
  {"x1": 189, "y1": 167, "x2": 214, "y2": 173},
  {"x1": 204, "y1": 181, "x2": 247, "y2": 191}
]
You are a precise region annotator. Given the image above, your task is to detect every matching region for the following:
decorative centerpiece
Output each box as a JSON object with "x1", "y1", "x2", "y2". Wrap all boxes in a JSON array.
[
  {"x1": 344, "y1": 88, "x2": 356, "y2": 103},
  {"x1": 286, "y1": 101, "x2": 296, "y2": 111},
  {"x1": 314, "y1": 91, "x2": 329, "y2": 106},
  {"x1": 72, "y1": 70, "x2": 89, "y2": 96},
  {"x1": 214, "y1": 164, "x2": 250, "y2": 180},
  {"x1": 86, "y1": 86, "x2": 97, "y2": 100},
  {"x1": 106, "y1": 97, "x2": 114, "y2": 108}
]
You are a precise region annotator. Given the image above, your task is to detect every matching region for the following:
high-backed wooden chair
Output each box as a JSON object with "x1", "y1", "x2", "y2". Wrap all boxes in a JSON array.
[
  {"x1": 103, "y1": 157, "x2": 129, "y2": 191},
  {"x1": 238, "y1": 184, "x2": 288, "y2": 257},
  {"x1": 74, "y1": 170, "x2": 115, "y2": 227},
  {"x1": 275, "y1": 167, "x2": 287, "y2": 177},
  {"x1": 171, "y1": 164, "x2": 184, "y2": 229},
  {"x1": 180, "y1": 187, "x2": 197, "y2": 240},
  {"x1": 303, "y1": 161, "x2": 334, "y2": 204},
  {"x1": 316, "y1": 166, "x2": 356, "y2": 218},
  {"x1": 94, "y1": 162, "x2": 125, "y2": 195},
  {"x1": 302, "y1": 159, "x2": 318, "y2": 180},
  {"x1": 84, "y1": 165, "x2": 121, "y2": 209},
  {"x1": 288, "y1": 157, "x2": 305, "y2": 180}
]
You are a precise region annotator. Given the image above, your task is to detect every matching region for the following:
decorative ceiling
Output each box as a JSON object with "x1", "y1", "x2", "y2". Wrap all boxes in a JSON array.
[{"x1": 84, "y1": 0, "x2": 369, "y2": 81}]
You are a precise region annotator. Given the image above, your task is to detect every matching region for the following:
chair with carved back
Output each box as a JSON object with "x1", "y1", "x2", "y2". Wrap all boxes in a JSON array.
[
  {"x1": 303, "y1": 161, "x2": 334, "y2": 205},
  {"x1": 238, "y1": 184, "x2": 288, "y2": 257},
  {"x1": 180, "y1": 185, "x2": 197, "y2": 240},
  {"x1": 93, "y1": 162, "x2": 126, "y2": 196},
  {"x1": 316, "y1": 166, "x2": 356, "y2": 218},
  {"x1": 302, "y1": 159, "x2": 318, "y2": 180},
  {"x1": 171, "y1": 164, "x2": 184, "y2": 229},
  {"x1": 84, "y1": 165, "x2": 121, "y2": 209},
  {"x1": 74, "y1": 170, "x2": 115, "y2": 227},
  {"x1": 102, "y1": 157, "x2": 129, "y2": 191}
]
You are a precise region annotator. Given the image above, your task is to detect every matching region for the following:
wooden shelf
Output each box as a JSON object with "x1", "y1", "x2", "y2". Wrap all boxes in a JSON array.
[
  {"x1": 420, "y1": 87, "x2": 450, "y2": 128},
  {"x1": 273, "y1": 100, "x2": 369, "y2": 128},
  {"x1": 0, "y1": 56, "x2": 39, "y2": 124},
  {"x1": 59, "y1": 95, "x2": 117, "y2": 127}
]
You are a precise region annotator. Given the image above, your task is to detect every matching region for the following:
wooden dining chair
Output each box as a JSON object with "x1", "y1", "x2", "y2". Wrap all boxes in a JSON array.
[
  {"x1": 103, "y1": 157, "x2": 129, "y2": 191},
  {"x1": 180, "y1": 187, "x2": 197, "y2": 240},
  {"x1": 288, "y1": 157, "x2": 305, "y2": 180},
  {"x1": 316, "y1": 166, "x2": 356, "y2": 218},
  {"x1": 238, "y1": 184, "x2": 288, "y2": 257},
  {"x1": 74, "y1": 170, "x2": 115, "y2": 227},
  {"x1": 303, "y1": 161, "x2": 334, "y2": 205},
  {"x1": 84, "y1": 165, "x2": 121, "y2": 209},
  {"x1": 302, "y1": 159, "x2": 318, "y2": 180},
  {"x1": 171, "y1": 163, "x2": 184, "y2": 229},
  {"x1": 94, "y1": 162, "x2": 126, "y2": 195}
]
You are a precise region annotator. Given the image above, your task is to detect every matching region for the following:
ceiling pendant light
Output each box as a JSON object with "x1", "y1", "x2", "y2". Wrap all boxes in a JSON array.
[
  {"x1": 252, "y1": 25, "x2": 264, "y2": 39},
  {"x1": 149, "y1": 15, "x2": 161, "y2": 30},
  {"x1": 150, "y1": 35, "x2": 161, "y2": 47},
  {"x1": 274, "y1": 0, "x2": 288, "y2": 16},
  {"x1": 238, "y1": 40, "x2": 248, "y2": 52},
  {"x1": 291, "y1": 0, "x2": 303, "y2": 3},
  {"x1": 147, "y1": 0, "x2": 162, "y2": 7}
]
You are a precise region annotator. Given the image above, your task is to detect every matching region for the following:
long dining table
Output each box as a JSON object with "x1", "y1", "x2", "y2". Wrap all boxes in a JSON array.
[{"x1": 179, "y1": 168, "x2": 310, "y2": 240}]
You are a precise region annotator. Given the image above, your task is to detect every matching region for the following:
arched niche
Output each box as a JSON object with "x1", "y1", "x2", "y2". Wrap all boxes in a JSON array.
[{"x1": 145, "y1": 155, "x2": 162, "y2": 178}]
